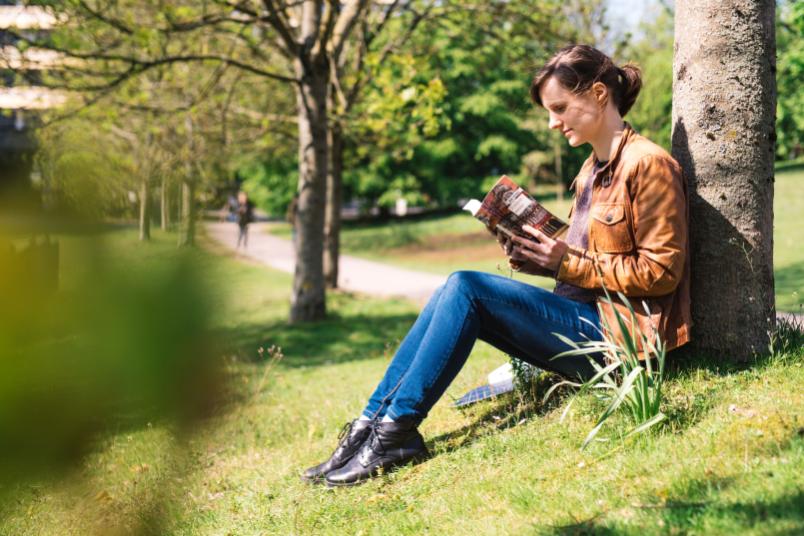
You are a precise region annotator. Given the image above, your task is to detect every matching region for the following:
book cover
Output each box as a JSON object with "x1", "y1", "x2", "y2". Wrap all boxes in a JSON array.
[{"x1": 463, "y1": 175, "x2": 568, "y2": 240}]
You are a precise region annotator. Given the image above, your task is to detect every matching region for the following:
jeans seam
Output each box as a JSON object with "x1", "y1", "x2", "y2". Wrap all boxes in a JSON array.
[
  {"x1": 366, "y1": 287, "x2": 447, "y2": 418},
  {"x1": 407, "y1": 296, "x2": 476, "y2": 417},
  {"x1": 475, "y1": 294, "x2": 597, "y2": 335}
]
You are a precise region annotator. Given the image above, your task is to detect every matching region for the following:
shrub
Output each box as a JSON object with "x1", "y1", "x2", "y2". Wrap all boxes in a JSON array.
[{"x1": 544, "y1": 289, "x2": 667, "y2": 449}]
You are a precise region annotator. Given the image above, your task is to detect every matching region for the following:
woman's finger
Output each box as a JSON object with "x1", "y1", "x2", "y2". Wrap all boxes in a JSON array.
[
  {"x1": 510, "y1": 247, "x2": 528, "y2": 262},
  {"x1": 510, "y1": 234, "x2": 543, "y2": 252},
  {"x1": 513, "y1": 246, "x2": 540, "y2": 264},
  {"x1": 523, "y1": 225, "x2": 555, "y2": 246}
]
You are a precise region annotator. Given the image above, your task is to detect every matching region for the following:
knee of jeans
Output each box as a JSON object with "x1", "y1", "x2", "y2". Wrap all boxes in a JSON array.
[{"x1": 445, "y1": 270, "x2": 483, "y2": 298}]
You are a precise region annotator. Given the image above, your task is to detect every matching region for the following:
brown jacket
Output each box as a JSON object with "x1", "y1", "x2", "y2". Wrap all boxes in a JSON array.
[{"x1": 556, "y1": 124, "x2": 691, "y2": 354}]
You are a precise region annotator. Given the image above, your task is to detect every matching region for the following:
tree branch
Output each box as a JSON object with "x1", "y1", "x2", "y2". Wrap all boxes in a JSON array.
[
  {"x1": 76, "y1": 0, "x2": 134, "y2": 35},
  {"x1": 260, "y1": 0, "x2": 302, "y2": 56},
  {"x1": 328, "y1": 0, "x2": 370, "y2": 63},
  {"x1": 345, "y1": 1, "x2": 435, "y2": 111}
]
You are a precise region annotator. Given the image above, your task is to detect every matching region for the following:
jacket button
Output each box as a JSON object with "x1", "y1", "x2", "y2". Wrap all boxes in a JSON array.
[{"x1": 606, "y1": 214, "x2": 613, "y2": 222}]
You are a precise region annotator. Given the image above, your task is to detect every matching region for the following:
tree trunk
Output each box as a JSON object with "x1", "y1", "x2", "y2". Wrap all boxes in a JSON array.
[
  {"x1": 177, "y1": 180, "x2": 195, "y2": 247},
  {"x1": 139, "y1": 177, "x2": 151, "y2": 241},
  {"x1": 324, "y1": 120, "x2": 343, "y2": 289},
  {"x1": 161, "y1": 178, "x2": 170, "y2": 231},
  {"x1": 672, "y1": 0, "x2": 776, "y2": 358},
  {"x1": 179, "y1": 116, "x2": 196, "y2": 247},
  {"x1": 289, "y1": 56, "x2": 329, "y2": 323}
]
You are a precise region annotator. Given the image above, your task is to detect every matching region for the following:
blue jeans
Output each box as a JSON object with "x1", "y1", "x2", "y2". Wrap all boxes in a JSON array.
[{"x1": 362, "y1": 271, "x2": 604, "y2": 422}]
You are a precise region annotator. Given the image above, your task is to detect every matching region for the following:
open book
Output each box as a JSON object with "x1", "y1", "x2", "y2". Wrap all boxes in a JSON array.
[{"x1": 463, "y1": 175, "x2": 568, "y2": 240}]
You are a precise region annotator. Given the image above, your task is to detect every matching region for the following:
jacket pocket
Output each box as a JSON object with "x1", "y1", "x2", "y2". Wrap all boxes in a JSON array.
[{"x1": 590, "y1": 203, "x2": 634, "y2": 253}]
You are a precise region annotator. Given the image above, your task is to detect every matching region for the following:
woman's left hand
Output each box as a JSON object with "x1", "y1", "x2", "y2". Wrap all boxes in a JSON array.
[{"x1": 510, "y1": 225, "x2": 569, "y2": 273}]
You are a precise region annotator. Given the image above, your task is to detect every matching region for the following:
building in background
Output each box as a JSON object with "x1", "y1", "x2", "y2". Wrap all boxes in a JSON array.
[{"x1": 0, "y1": 2, "x2": 64, "y2": 203}]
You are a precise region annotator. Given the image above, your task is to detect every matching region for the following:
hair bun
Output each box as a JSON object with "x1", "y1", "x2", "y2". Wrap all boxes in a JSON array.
[{"x1": 616, "y1": 63, "x2": 642, "y2": 116}]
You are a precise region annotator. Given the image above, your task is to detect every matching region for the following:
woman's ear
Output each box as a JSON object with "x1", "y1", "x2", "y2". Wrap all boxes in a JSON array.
[{"x1": 591, "y1": 81, "x2": 608, "y2": 108}]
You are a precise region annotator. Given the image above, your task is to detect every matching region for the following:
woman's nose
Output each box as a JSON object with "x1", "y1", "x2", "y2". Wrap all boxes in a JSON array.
[{"x1": 548, "y1": 113, "x2": 562, "y2": 130}]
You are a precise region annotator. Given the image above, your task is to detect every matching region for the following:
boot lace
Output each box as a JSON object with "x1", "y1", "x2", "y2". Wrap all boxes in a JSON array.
[
  {"x1": 337, "y1": 421, "x2": 354, "y2": 445},
  {"x1": 366, "y1": 421, "x2": 387, "y2": 455}
]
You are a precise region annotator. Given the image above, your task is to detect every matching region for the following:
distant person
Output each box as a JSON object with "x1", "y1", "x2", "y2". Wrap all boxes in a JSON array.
[
  {"x1": 302, "y1": 44, "x2": 690, "y2": 487},
  {"x1": 236, "y1": 191, "x2": 253, "y2": 249},
  {"x1": 220, "y1": 194, "x2": 238, "y2": 223}
]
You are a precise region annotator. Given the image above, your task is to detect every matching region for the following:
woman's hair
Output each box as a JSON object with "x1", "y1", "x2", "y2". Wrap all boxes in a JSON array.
[{"x1": 530, "y1": 44, "x2": 642, "y2": 117}]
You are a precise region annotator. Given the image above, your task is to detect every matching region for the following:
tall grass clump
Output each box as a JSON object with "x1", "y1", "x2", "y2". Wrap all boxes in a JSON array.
[
  {"x1": 544, "y1": 289, "x2": 667, "y2": 449},
  {"x1": 768, "y1": 313, "x2": 804, "y2": 362}
]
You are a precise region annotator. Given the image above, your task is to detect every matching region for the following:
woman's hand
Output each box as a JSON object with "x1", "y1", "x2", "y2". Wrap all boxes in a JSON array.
[
  {"x1": 494, "y1": 229, "x2": 515, "y2": 257},
  {"x1": 492, "y1": 230, "x2": 527, "y2": 271},
  {"x1": 510, "y1": 225, "x2": 569, "y2": 273}
]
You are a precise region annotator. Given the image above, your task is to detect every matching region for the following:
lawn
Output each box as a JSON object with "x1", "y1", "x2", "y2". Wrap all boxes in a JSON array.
[
  {"x1": 1, "y1": 227, "x2": 802, "y2": 535},
  {"x1": 272, "y1": 168, "x2": 803, "y2": 311}
]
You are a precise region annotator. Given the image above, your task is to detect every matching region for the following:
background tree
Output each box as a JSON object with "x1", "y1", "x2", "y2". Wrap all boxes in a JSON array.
[
  {"x1": 341, "y1": 0, "x2": 608, "y2": 209},
  {"x1": 622, "y1": 3, "x2": 674, "y2": 150},
  {"x1": 776, "y1": 0, "x2": 803, "y2": 161},
  {"x1": 672, "y1": 0, "x2": 776, "y2": 358}
]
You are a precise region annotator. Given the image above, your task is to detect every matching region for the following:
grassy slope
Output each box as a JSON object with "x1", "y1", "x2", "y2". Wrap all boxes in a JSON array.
[
  {"x1": 2, "y1": 228, "x2": 802, "y2": 535},
  {"x1": 303, "y1": 169, "x2": 802, "y2": 311}
]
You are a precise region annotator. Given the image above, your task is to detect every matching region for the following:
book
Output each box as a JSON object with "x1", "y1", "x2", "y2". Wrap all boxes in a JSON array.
[
  {"x1": 463, "y1": 175, "x2": 568, "y2": 240},
  {"x1": 453, "y1": 362, "x2": 545, "y2": 407}
]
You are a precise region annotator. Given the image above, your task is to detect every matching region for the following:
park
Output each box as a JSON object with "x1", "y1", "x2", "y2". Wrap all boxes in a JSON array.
[{"x1": 0, "y1": 0, "x2": 802, "y2": 534}]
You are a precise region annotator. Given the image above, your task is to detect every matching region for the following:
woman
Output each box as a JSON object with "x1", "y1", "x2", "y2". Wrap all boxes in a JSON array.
[{"x1": 303, "y1": 44, "x2": 691, "y2": 487}]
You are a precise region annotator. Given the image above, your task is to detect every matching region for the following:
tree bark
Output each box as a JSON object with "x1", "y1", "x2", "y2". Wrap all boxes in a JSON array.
[
  {"x1": 178, "y1": 115, "x2": 196, "y2": 247},
  {"x1": 160, "y1": 178, "x2": 170, "y2": 231},
  {"x1": 138, "y1": 176, "x2": 151, "y2": 241},
  {"x1": 324, "y1": 119, "x2": 343, "y2": 289},
  {"x1": 289, "y1": 55, "x2": 329, "y2": 323},
  {"x1": 672, "y1": 0, "x2": 776, "y2": 358},
  {"x1": 178, "y1": 180, "x2": 195, "y2": 247}
]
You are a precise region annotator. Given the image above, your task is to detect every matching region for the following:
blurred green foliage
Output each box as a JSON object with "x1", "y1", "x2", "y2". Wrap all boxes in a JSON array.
[
  {"x1": 777, "y1": 0, "x2": 804, "y2": 160},
  {"x1": 0, "y1": 216, "x2": 222, "y2": 489},
  {"x1": 30, "y1": 1, "x2": 801, "y2": 220}
]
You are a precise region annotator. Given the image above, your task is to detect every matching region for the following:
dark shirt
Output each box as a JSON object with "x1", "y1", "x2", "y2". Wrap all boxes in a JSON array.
[
  {"x1": 553, "y1": 160, "x2": 607, "y2": 303},
  {"x1": 237, "y1": 201, "x2": 253, "y2": 227}
]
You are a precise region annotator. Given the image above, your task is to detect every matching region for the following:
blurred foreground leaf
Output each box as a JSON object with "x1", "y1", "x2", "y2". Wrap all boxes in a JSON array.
[{"x1": 0, "y1": 221, "x2": 222, "y2": 487}]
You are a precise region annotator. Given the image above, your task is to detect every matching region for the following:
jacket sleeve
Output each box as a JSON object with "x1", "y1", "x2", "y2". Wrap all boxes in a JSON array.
[{"x1": 555, "y1": 155, "x2": 687, "y2": 297}]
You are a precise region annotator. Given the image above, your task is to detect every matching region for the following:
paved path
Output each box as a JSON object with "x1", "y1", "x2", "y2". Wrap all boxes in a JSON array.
[{"x1": 205, "y1": 222, "x2": 447, "y2": 303}]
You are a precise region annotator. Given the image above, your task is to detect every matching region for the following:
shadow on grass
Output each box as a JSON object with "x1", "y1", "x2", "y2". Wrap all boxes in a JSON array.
[
  {"x1": 432, "y1": 341, "x2": 804, "y2": 457},
  {"x1": 535, "y1": 475, "x2": 803, "y2": 535},
  {"x1": 217, "y1": 311, "x2": 417, "y2": 368},
  {"x1": 428, "y1": 376, "x2": 577, "y2": 455}
]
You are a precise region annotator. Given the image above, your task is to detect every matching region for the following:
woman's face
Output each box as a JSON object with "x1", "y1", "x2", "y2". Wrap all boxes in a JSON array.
[{"x1": 539, "y1": 76, "x2": 605, "y2": 148}]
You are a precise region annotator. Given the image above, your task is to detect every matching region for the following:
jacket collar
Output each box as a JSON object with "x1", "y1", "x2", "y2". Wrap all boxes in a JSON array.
[
  {"x1": 571, "y1": 122, "x2": 636, "y2": 192},
  {"x1": 593, "y1": 122, "x2": 636, "y2": 187}
]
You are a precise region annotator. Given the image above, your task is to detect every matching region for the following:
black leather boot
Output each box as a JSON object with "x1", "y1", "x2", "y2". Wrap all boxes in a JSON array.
[
  {"x1": 301, "y1": 419, "x2": 373, "y2": 483},
  {"x1": 325, "y1": 419, "x2": 428, "y2": 487}
]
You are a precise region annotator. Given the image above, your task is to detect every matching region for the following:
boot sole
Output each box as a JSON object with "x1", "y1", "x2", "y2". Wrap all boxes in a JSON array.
[{"x1": 300, "y1": 474, "x2": 327, "y2": 485}]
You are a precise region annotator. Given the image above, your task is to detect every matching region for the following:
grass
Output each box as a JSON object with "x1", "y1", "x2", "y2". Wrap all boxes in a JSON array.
[
  {"x1": 773, "y1": 167, "x2": 804, "y2": 312},
  {"x1": 272, "y1": 168, "x2": 803, "y2": 311},
  {"x1": 1, "y1": 226, "x2": 802, "y2": 535}
]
